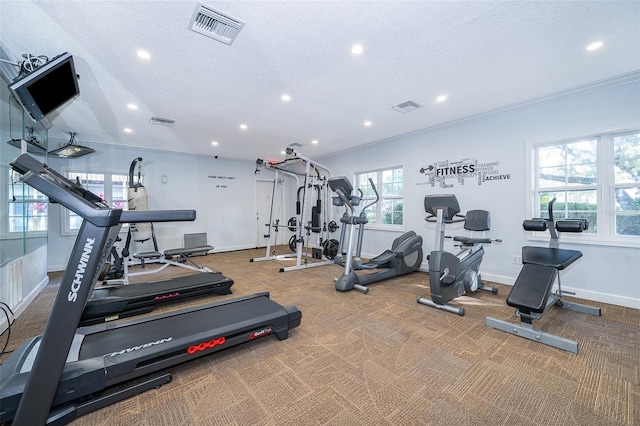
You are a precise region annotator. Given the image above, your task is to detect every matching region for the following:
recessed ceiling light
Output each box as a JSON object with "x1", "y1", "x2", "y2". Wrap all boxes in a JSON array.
[
  {"x1": 127, "y1": 103, "x2": 138, "y2": 110},
  {"x1": 239, "y1": 124, "x2": 248, "y2": 130},
  {"x1": 312, "y1": 140, "x2": 318, "y2": 145},
  {"x1": 281, "y1": 94, "x2": 291, "y2": 102},
  {"x1": 211, "y1": 141, "x2": 218, "y2": 146},
  {"x1": 436, "y1": 95, "x2": 448, "y2": 103},
  {"x1": 351, "y1": 44, "x2": 364, "y2": 55},
  {"x1": 280, "y1": 150, "x2": 286, "y2": 155},
  {"x1": 124, "y1": 128, "x2": 132, "y2": 133},
  {"x1": 364, "y1": 121, "x2": 372, "y2": 127},
  {"x1": 586, "y1": 41, "x2": 604, "y2": 51},
  {"x1": 136, "y1": 50, "x2": 151, "y2": 60}
]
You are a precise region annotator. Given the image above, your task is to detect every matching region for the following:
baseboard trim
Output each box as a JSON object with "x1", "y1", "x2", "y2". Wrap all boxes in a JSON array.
[
  {"x1": 482, "y1": 272, "x2": 639, "y2": 310},
  {"x1": 0, "y1": 275, "x2": 49, "y2": 334}
]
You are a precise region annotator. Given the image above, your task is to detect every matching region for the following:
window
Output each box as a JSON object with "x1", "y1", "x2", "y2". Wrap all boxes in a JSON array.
[
  {"x1": 531, "y1": 130, "x2": 639, "y2": 246},
  {"x1": 63, "y1": 171, "x2": 129, "y2": 234},
  {"x1": 354, "y1": 166, "x2": 403, "y2": 227},
  {"x1": 6, "y1": 169, "x2": 48, "y2": 233}
]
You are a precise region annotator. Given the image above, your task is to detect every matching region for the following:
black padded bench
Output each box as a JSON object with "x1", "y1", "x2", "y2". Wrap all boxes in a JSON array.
[
  {"x1": 521, "y1": 246, "x2": 582, "y2": 269},
  {"x1": 486, "y1": 199, "x2": 600, "y2": 354},
  {"x1": 507, "y1": 264, "x2": 557, "y2": 317},
  {"x1": 133, "y1": 250, "x2": 162, "y2": 260},
  {"x1": 164, "y1": 245, "x2": 213, "y2": 258},
  {"x1": 506, "y1": 247, "x2": 583, "y2": 319}
]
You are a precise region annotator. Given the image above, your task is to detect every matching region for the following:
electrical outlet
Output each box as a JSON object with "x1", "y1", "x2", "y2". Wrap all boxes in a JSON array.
[{"x1": 512, "y1": 255, "x2": 522, "y2": 264}]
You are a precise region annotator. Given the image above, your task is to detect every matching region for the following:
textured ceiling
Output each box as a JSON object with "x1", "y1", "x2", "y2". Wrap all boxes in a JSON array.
[{"x1": 1, "y1": 1, "x2": 639, "y2": 162}]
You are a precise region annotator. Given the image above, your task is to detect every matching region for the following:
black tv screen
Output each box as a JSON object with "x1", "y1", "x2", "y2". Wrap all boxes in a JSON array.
[{"x1": 8, "y1": 52, "x2": 79, "y2": 122}]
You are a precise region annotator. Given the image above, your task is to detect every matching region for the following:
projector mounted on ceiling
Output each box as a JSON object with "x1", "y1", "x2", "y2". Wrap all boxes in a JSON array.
[
  {"x1": 6, "y1": 126, "x2": 47, "y2": 155},
  {"x1": 48, "y1": 132, "x2": 95, "y2": 158}
]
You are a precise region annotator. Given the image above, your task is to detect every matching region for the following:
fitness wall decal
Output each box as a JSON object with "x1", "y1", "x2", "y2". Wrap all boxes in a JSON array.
[{"x1": 417, "y1": 157, "x2": 511, "y2": 188}]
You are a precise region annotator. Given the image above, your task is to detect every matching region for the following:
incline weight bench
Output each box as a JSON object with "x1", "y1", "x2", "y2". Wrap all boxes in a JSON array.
[
  {"x1": 485, "y1": 199, "x2": 601, "y2": 354},
  {"x1": 107, "y1": 228, "x2": 214, "y2": 284}
]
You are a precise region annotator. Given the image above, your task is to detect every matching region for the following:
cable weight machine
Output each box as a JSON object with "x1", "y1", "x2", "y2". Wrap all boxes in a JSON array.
[{"x1": 250, "y1": 148, "x2": 338, "y2": 271}]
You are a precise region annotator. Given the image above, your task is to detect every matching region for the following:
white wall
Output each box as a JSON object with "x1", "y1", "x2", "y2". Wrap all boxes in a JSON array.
[
  {"x1": 319, "y1": 80, "x2": 640, "y2": 309},
  {"x1": 47, "y1": 147, "x2": 256, "y2": 271},
  {"x1": 43, "y1": 78, "x2": 639, "y2": 309}
]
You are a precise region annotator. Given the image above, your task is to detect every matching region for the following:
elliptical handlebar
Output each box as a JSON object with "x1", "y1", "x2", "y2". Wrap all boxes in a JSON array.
[
  {"x1": 333, "y1": 187, "x2": 354, "y2": 215},
  {"x1": 361, "y1": 177, "x2": 380, "y2": 211}
]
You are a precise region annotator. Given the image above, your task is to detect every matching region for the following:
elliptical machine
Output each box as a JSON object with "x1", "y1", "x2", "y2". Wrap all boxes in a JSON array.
[
  {"x1": 417, "y1": 194, "x2": 500, "y2": 315},
  {"x1": 328, "y1": 176, "x2": 423, "y2": 294}
]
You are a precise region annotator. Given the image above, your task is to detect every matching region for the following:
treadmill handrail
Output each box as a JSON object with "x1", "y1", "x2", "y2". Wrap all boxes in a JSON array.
[{"x1": 120, "y1": 210, "x2": 196, "y2": 223}]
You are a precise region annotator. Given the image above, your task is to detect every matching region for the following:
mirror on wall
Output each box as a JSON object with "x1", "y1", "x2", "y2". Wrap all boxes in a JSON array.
[{"x1": 1, "y1": 79, "x2": 48, "y2": 266}]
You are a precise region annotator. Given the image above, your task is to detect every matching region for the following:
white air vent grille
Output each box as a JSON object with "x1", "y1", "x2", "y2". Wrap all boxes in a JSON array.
[
  {"x1": 189, "y1": 4, "x2": 245, "y2": 45},
  {"x1": 149, "y1": 116, "x2": 175, "y2": 127},
  {"x1": 392, "y1": 100, "x2": 422, "y2": 113}
]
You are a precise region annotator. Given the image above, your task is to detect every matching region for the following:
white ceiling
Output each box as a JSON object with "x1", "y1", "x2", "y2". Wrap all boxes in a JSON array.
[{"x1": 1, "y1": 1, "x2": 639, "y2": 162}]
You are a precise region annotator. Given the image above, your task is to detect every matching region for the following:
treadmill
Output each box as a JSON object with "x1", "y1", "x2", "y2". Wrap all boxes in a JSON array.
[
  {"x1": 55, "y1": 170, "x2": 236, "y2": 326},
  {"x1": 81, "y1": 271, "x2": 234, "y2": 326},
  {"x1": 0, "y1": 154, "x2": 302, "y2": 425}
]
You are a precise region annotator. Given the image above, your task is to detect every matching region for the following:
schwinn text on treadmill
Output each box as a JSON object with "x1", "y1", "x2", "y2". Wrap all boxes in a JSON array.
[
  {"x1": 68, "y1": 237, "x2": 95, "y2": 302},
  {"x1": 106, "y1": 337, "x2": 174, "y2": 357}
]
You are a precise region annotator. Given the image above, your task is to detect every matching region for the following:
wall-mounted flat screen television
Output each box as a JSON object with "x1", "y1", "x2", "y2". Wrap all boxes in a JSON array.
[{"x1": 8, "y1": 52, "x2": 79, "y2": 122}]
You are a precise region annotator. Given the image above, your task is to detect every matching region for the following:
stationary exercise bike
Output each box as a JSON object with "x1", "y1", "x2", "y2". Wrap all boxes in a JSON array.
[
  {"x1": 328, "y1": 176, "x2": 423, "y2": 294},
  {"x1": 417, "y1": 194, "x2": 500, "y2": 316}
]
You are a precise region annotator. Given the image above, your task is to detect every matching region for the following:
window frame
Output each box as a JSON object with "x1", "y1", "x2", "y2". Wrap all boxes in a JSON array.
[
  {"x1": 3, "y1": 166, "x2": 48, "y2": 238},
  {"x1": 354, "y1": 165, "x2": 404, "y2": 230},
  {"x1": 60, "y1": 167, "x2": 132, "y2": 236},
  {"x1": 526, "y1": 126, "x2": 640, "y2": 248}
]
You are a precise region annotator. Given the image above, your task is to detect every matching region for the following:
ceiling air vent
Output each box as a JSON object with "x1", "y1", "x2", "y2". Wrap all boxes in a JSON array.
[
  {"x1": 392, "y1": 100, "x2": 422, "y2": 113},
  {"x1": 189, "y1": 4, "x2": 245, "y2": 45},
  {"x1": 149, "y1": 116, "x2": 175, "y2": 127}
]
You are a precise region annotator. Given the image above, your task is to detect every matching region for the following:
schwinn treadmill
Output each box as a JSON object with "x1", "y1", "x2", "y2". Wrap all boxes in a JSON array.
[
  {"x1": 81, "y1": 271, "x2": 234, "y2": 326},
  {"x1": 50, "y1": 170, "x2": 236, "y2": 326},
  {"x1": 0, "y1": 154, "x2": 302, "y2": 425}
]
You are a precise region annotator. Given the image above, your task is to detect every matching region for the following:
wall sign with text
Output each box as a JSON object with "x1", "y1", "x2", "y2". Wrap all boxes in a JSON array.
[
  {"x1": 417, "y1": 158, "x2": 510, "y2": 188},
  {"x1": 207, "y1": 174, "x2": 236, "y2": 189}
]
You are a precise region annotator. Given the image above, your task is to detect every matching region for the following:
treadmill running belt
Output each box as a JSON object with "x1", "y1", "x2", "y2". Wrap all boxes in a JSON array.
[
  {"x1": 88, "y1": 272, "x2": 231, "y2": 299},
  {"x1": 81, "y1": 272, "x2": 234, "y2": 325},
  {"x1": 80, "y1": 295, "x2": 282, "y2": 359}
]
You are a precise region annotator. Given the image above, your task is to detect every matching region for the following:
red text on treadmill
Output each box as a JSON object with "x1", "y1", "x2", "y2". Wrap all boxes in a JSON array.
[
  {"x1": 250, "y1": 327, "x2": 273, "y2": 339},
  {"x1": 187, "y1": 337, "x2": 226, "y2": 354},
  {"x1": 154, "y1": 292, "x2": 180, "y2": 301}
]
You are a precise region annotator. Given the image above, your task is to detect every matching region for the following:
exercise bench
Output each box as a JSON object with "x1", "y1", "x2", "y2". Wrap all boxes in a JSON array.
[
  {"x1": 485, "y1": 199, "x2": 601, "y2": 354},
  {"x1": 106, "y1": 228, "x2": 214, "y2": 284}
]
